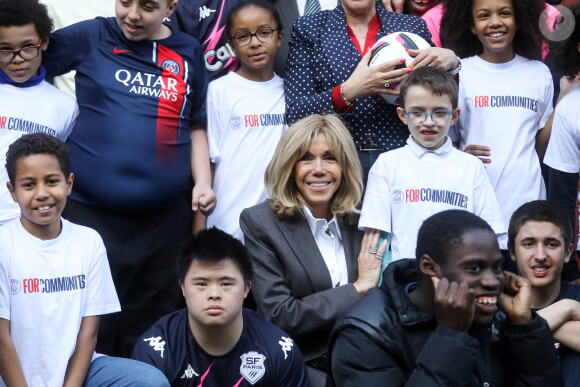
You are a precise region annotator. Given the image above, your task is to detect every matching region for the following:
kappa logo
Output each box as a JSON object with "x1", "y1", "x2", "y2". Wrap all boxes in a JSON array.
[
  {"x1": 143, "y1": 336, "x2": 166, "y2": 358},
  {"x1": 230, "y1": 116, "x2": 243, "y2": 130},
  {"x1": 113, "y1": 47, "x2": 132, "y2": 54},
  {"x1": 180, "y1": 364, "x2": 199, "y2": 379},
  {"x1": 162, "y1": 59, "x2": 180, "y2": 75},
  {"x1": 392, "y1": 189, "x2": 404, "y2": 205},
  {"x1": 10, "y1": 279, "x2": 20, "y2": 295},
  {"x1": 240, "y1": 351, "x2": 266, "y2": 384},
  {"x1": 199, "y1": 5, "x2": 216, "y2": 21},
  {"x1": 278, "y1": 336, "x2": 294, "y2": 359},
  {"x1": 465, "y1": 97, "x2": 473, "y2": 108}
]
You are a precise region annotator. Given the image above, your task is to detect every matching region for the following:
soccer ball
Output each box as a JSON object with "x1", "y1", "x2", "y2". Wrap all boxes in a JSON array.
[{"x1": 368, "y1": 32, "x2": 431, "y2": 105}]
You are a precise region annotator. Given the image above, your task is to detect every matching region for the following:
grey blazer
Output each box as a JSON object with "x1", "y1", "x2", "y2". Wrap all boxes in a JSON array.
[{"x1": 240, "y1": 200, "x2": 363, "y2": 360}]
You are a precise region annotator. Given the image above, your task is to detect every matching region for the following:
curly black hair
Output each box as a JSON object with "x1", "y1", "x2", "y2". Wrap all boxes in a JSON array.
[
  {"x1": 441, "y1": 0, "x2": 545, "y2": 60},
  {"x1": 548, "y1": 3, "x2": 580, "y2": 77},
  {"x1": 0, "y1": 0, "x2": 53, "y2": 40},
  {"x1": 6, "y1": 133, "x2": 70, "y2": 185},
  {"x1": 416, "y1": 210, "x2": 495, "y2": 266},
  {"x1": 226, "y1": 0, "x2": 283, "y2": 39}
]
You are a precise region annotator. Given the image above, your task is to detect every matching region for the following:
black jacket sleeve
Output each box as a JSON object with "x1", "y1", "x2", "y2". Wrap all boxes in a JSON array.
[
  {"x1": 502, "y1": 314, "x2": 563, "y2": 387},
  {"x1": 548, "y1": 167, "x2": 580, "y2": 281},
  {"x1": 329, "y1": 325, "x2": 480, "y2": 387}
]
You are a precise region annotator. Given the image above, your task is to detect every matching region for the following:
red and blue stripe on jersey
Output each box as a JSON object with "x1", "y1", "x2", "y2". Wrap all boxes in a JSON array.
[{"x1": 44, "y1": 18, "x2": 208, "y2": 209}]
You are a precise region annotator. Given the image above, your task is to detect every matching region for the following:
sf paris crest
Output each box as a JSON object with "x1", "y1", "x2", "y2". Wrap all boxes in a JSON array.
[{"x1": 240, "y1": 351, "x2": 266, "y2": 384}]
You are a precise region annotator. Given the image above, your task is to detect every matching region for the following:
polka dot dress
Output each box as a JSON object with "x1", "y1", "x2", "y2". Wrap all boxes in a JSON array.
[{"x1": 284, "y1": 2, "x2": 432, "y2": 151}]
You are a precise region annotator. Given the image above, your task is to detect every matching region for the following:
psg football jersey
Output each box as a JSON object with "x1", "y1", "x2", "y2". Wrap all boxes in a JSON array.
[{"x1": 43, "y1": 17, "x2": 208, "y2": 209}]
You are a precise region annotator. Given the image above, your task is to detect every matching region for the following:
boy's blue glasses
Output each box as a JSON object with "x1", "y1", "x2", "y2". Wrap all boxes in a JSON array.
[
  {"x1": 0, "y1": 37, "x2": 43, "y2": 63},
  {"x1": 404, "y1": 110, "x2": 453, "y2": 126}
]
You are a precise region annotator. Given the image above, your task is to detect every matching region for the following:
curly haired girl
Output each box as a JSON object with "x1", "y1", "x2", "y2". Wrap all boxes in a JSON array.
[{"x1": 441, "y1": 0, "x2": 555, "y2": 271}]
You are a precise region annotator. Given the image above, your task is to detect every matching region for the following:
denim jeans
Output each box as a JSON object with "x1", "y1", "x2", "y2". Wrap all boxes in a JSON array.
[{"x1": 84, "y1": 356, "x2": 170, "y2": 387}]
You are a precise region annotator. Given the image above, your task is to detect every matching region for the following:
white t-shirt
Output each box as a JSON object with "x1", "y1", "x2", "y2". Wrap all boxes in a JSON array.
[
  {"x1": 359, "y1": 136, "x2": 505, "y2": 261},
  {"x1": 207, "y1": 72, "x2": 286, "y2": 241},
  {"x1": 544, "y1": 87, "x2": 580, "y2": 248},
  {"x1": 0, "y1": 82, "x2": 77, "y2": 225},
  {"x1": 39, "y1": 0, "x2": 115, "y2": 97},
  {"x1": 0, "y1": 218, "x2": 120, "y2": 387},
  {"x1": 449, "y1": 55, "x2": 553, "y2": 248}
]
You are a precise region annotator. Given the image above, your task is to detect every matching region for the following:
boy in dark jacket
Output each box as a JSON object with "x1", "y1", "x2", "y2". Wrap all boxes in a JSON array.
[{"x1": 327, "y1": 210, "x2": 562, "y2": 387}]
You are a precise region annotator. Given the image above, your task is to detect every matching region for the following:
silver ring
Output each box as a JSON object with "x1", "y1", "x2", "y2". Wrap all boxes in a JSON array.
[
  {"x1": 384, "y1": 81, "x2": 390, "y2": 89},
  {"x1": 369, "y1": 246, "x2": 378, "y2": 254},
  {"x1": 376, "y1": 253, "x2": 383, "y2": 260}
]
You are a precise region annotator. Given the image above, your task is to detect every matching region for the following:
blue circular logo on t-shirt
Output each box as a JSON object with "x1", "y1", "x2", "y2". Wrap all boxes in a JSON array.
[{"x1": 162, "y1": 59, "x2": 181, "y2": 75}]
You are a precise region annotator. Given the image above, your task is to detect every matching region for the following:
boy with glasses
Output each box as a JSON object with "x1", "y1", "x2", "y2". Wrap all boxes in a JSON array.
[
  {"x1": 359, "y1": 67, "x2": 505, "y2": 262},
  {"x1": 0, "y1": 0, "x2": 77, "y2": 226}
]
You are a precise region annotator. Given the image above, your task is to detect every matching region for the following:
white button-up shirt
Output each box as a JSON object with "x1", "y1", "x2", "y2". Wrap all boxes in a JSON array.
[{"x1": 303, "y1": 205, "x2": 349, "y2": 287}]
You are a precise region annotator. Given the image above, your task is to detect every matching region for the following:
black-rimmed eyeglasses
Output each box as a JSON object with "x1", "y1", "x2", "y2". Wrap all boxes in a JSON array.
[
  {"x1": 0, "y1": 37, "x2": 43, "y2": 63},
  {"x1": 232, "y1": 27, "x2": 279, "y2": 47}
]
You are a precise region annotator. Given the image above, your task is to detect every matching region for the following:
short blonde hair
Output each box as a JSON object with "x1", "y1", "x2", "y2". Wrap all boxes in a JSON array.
[{"x1": 265, "y1": 114, "x2": 363, "y2": 220}]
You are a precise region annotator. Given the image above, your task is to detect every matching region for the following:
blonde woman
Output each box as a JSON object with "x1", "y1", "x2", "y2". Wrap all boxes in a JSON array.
[{"x1": 240, "y1": 114, "x2": 386, "y2": 385}]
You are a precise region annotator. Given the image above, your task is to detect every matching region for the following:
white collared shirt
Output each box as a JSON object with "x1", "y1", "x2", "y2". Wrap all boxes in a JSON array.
[
  {"x1": 302, "y1": 205, "x2": 349, "y2": 287},
  {"x1": 407, "y1": 134, "x2": 452, "y2": 157},
  {"x1": 296, "y1": 0, "x2": 338, "y2": 16}
]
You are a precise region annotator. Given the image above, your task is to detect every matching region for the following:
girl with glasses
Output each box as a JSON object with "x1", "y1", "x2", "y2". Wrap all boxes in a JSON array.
[{"x1": 203, "y1": 0, "x2": 287, "y2": 241}]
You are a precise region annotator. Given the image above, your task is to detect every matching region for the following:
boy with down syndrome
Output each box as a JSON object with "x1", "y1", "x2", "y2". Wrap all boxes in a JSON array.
[
  {"x1": 359, "y1": 66, "x2": 504, "y2": 263},
  {"x1": 327, "y1": 210, "x2": 561, "y2": 386},
  {"x1": 132, "y1": 227, "x2": 310, "y2": 386},
  {"x1": 509, "y1": 200, "x2": 580, "y2": 385},
  {"x1": 0, "y1": 133, "x2": 168, "y2": 386}
]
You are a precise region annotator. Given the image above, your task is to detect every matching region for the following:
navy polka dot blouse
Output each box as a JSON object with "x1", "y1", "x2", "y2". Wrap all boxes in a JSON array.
[{"x1": 284, "y1": 1, "x2": 432, "y2": 150}]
